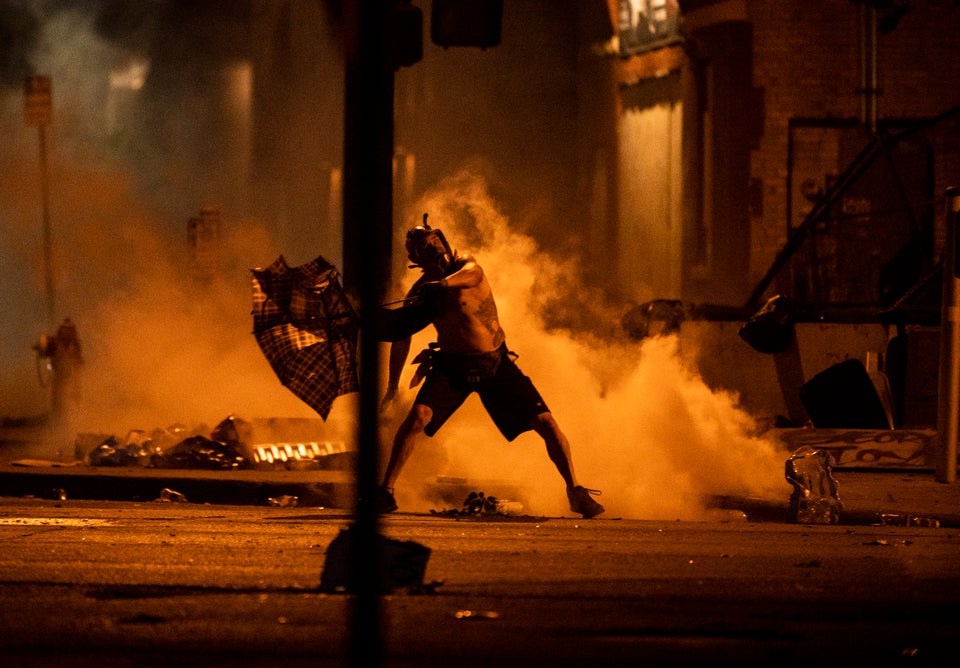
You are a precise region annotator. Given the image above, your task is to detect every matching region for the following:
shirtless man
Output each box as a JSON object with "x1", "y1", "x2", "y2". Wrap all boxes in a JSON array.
[{"x1": 377, "y1": 221, "x2": 605, "y2": 519}]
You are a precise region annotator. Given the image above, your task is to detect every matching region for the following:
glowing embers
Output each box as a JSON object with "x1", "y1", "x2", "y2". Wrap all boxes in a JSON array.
[{"x1": 250, "y1": 440, "x2": 347, "y2": 470}]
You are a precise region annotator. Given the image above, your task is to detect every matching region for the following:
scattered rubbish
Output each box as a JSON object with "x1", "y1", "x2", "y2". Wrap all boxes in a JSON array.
[
  {"x1": 267, "y1": 495, "x2": 299, "y2": 508},
  {"x1": 454, "y1": 609, "x2": 500, "y2": 620},
  {"x1": 81, "y1": 421, "x2": 245, "y2": 470},
  {"x1": 156, "y1": 435, "x2": 246, "y2": 470},
  {"x1": 47, "y1": 488, "x2": 67, "y2": 501},
  {"x1": 75, "y1": 414, "x2": 354, "y2": 473},
  {"x1": 10, "y1": 459, "x2": 82, "y2": 468},
  {"x1": 866, "y1": 539, "x2": 889, "y2": 546},
  {"x1": 785, "y1": 446, "x2": 842, "y2": 524},
  {"x1": 88, "y1": 435, "x2": 151, "y2": 467},
  {"x1": 157, "y1": 488, "x2": 189, "y2": 503},
  {"x1": 880, "y1": 513, "x2": 941, "y2": 528},
  {"x1": 430, "y1": 491, "x2": 524, "y2": 518},
  {"x1": 320, "y1": 527, "x2": 432, "y2": 593}
]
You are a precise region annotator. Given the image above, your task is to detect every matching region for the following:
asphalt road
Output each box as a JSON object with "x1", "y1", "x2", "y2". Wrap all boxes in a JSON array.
[{"x1": 0, "y1": 497, "x2": 958, "y2": 667}]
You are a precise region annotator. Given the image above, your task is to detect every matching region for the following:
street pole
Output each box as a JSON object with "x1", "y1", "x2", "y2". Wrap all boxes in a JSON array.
[
  {"x1": 24, "y1": 76, "x2": 55, "y2": 329},
  {"x1": 342, "y1": 2, "x2": 393, "y2": 666},
  {"x1": 937, "y1": 186, "x2": 960, "y2": 483},
  {"x1": 39, "y1": 124, "x2": 54, "y2": 328}
]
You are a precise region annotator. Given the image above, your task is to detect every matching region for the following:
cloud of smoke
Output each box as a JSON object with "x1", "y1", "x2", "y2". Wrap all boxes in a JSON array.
[
  {"x1": 381, "y1": 170, "x2": 787, "y2": 520},
  {"x1": 1, "y1": 2, "x2": 351, "y2": 452}
]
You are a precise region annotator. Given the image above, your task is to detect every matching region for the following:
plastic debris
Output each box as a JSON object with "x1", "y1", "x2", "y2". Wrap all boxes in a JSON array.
[
  {"x1": 431, "y1": 491, "x2": 524, "y2": 518},
  {"x1": 157, "y1": 488, "x2": 189, "y2": 503},
  {"x1": 267, "y1": 495, "x2": 299, "y2": 508},
  {"x1": 785, "y1": 446, "x2": 842, "y2": 524},
  {"x1": 88, "y1": 435, "x2": 150, "y2": 467},
  {"x1": 880, "y1": 513, "x2": 941, "y2": 528},
  {"x1": 154, "y1": 435, "x2": 246, "y2": 470}
]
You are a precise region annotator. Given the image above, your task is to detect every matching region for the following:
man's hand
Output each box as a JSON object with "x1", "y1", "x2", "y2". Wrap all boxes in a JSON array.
[
  {"x1": 380, "y1": 385, "x2": 399, "y2": 413},
  {"x1": 417, "y1": 279, "x2": 447, "y2": 301}
]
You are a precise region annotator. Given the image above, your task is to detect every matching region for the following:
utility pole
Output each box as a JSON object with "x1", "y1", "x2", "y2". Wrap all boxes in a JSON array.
[
  {"x1": 342, "y1": 3, "x2": 393, "y2": 667},
  {"x1": 24, "y1": 76, "x2": 55, "y2": 329},
  {"x1": 937, "y1": 186, "x2": 960, "y2": 483}
]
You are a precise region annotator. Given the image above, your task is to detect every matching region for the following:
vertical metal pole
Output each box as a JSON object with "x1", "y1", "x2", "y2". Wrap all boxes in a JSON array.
[
  {"x1": 936, "y1": 187, "x2": 960, "y2": 483},
  {"x1": 343, "y1": 1, "x2": 392, "y2": 666},
  {"x1": 859, "y1": 2, "x2": 878, "y2": 135},
  {"x1": 38, "y1": 124, "x2": 55, "y2": 328}
]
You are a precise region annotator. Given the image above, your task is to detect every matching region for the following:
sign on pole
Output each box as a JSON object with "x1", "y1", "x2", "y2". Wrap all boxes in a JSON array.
[{"x1": 24, "y1": 76, "x2": 52, "y2": 127}]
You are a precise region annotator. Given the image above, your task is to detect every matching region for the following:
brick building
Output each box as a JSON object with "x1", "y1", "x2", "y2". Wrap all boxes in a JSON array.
[{"x1": 600, "y1": 0, "x2": 960, "y2": 310}]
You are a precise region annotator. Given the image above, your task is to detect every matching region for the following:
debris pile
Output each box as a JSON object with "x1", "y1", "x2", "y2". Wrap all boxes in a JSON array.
[
  {"x1": 785, "y1": 446, "x2": 843, "y2": 524},
  {"x1": 430, "y1": 491, "x2": 524, "y2": 518},
  {"x1": 76, "y1": 414, "x2": 349, "y2": 471}
]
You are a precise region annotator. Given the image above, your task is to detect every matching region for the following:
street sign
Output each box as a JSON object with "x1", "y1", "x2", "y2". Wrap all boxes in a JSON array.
[{"x1": 24, "y1": 76, "x2": 52, "y2": 127}]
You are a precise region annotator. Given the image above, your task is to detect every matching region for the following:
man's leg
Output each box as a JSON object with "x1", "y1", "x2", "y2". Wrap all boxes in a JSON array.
[
  {"x1": 379, "y1": 403, "x2": 433, "y2": 511},
  {"x1": 530, "y1": 411, "x2": 576, "y2": 488},
  {"x1": 531, "y1": 412, "x2": 605, "y2": 519}
]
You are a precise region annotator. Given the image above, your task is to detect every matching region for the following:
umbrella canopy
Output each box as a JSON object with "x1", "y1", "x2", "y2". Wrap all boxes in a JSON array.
[{"x1": 251, "y1": 255, "x2": 360, "y2": 420}]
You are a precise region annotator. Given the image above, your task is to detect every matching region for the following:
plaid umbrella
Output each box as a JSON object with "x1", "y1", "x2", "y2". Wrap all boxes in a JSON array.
[{"x1": 251, "y1": 255, "x2": 360, "y2": 420}]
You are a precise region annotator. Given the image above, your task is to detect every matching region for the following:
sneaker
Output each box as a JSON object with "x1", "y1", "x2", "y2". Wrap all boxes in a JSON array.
[
  {"x1": 377, "y1": 486, "x2": 398, "y2": 514},
  {"x1": 567, "y1": 486, "x2": 605, "y2": 519}
]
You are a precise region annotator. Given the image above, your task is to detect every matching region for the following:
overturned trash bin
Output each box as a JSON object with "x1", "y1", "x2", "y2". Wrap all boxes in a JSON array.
[
  {"x1": 785, "y1": 446, "x2": 842, "y2": 524},
  {"x1": 320, "y1": 527, "x2": 431, "y2": 593}
]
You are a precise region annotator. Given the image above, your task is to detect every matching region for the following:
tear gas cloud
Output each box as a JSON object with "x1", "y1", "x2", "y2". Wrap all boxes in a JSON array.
[
  {"x1": 0, "y1": 116, "x2": 337, "y2": 436},
  {"x1": 380, "y1": 170, "x2": 788, "y2": 520},
  {"x1": 1, "y1": 3, "x2": 788, "y2": 520},
  {"x1": 0, "y1": 2, "x2": 352, "y2": 449}
]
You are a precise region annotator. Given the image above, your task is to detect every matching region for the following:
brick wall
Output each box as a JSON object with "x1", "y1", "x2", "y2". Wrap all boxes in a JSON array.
[{"x1": 747, "y1": 0, "x2": 960, "y2": 286}]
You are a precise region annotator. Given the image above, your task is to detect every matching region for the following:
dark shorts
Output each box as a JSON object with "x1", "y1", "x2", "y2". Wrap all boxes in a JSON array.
[{"x1": 414, "y1": 344, "x2": 549, "y2": 441}]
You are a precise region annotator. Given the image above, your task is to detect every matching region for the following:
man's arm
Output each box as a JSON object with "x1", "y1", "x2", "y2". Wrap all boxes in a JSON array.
[
  {"x1": 424, "y1": 254, "x2": 483, "y2": 292},
  {"x1": 380, "y1": 336, "x2": 411, "y2": 411}
]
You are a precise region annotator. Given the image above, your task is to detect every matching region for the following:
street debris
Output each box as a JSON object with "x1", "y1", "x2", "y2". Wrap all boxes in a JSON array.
[
  {"x1": 430, "y1": 491, "x2": 524, "y2": 518},
  {"x1": 157, "y1": 488, "x2": 189, "y2": 503},
  {"x1": 320, "y1": 527, "x2": 432, "y2": 594},
  {"x1": 82, "y1": 418, "x2": 247, "y2": 469},
  {"x1": 880, "y1": 513, "x2": 941, "y2": 528},
  {"x1": 785, "y1": 446, "x2": 843, "y2": 524},
  {"x1": 454, "y1": 609, "x2": 500, "y2": 620},
  {"x1": 75, "y1": 414, "x2": 347, "y2": 472},
  {"x1": 267, "y1": 495, "x2": 299, "y2": 507}
]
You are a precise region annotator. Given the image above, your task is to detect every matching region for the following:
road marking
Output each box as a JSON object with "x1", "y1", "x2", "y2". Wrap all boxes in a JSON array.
[{"x1": 0, "y1": 517, "x2": 113, "y2": 526}]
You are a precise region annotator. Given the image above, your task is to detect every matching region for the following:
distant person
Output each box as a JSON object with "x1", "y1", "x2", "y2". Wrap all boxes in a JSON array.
[
  {"x1": 34, "y1": 318, "x2": 84, "y2": 423},
  {"x1": 377, "y1": 220, "x2": 605, "y2": 518}
]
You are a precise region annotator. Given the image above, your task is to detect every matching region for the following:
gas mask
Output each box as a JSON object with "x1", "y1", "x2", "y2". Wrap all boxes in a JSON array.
[{"x1": 405, "y1": 215, "x2": 454, "y2": 274}]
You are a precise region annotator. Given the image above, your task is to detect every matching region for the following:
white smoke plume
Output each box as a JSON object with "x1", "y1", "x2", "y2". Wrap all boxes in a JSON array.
[{"x1": 380, "y1": 169, "x2": 788, "y2": 520}]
